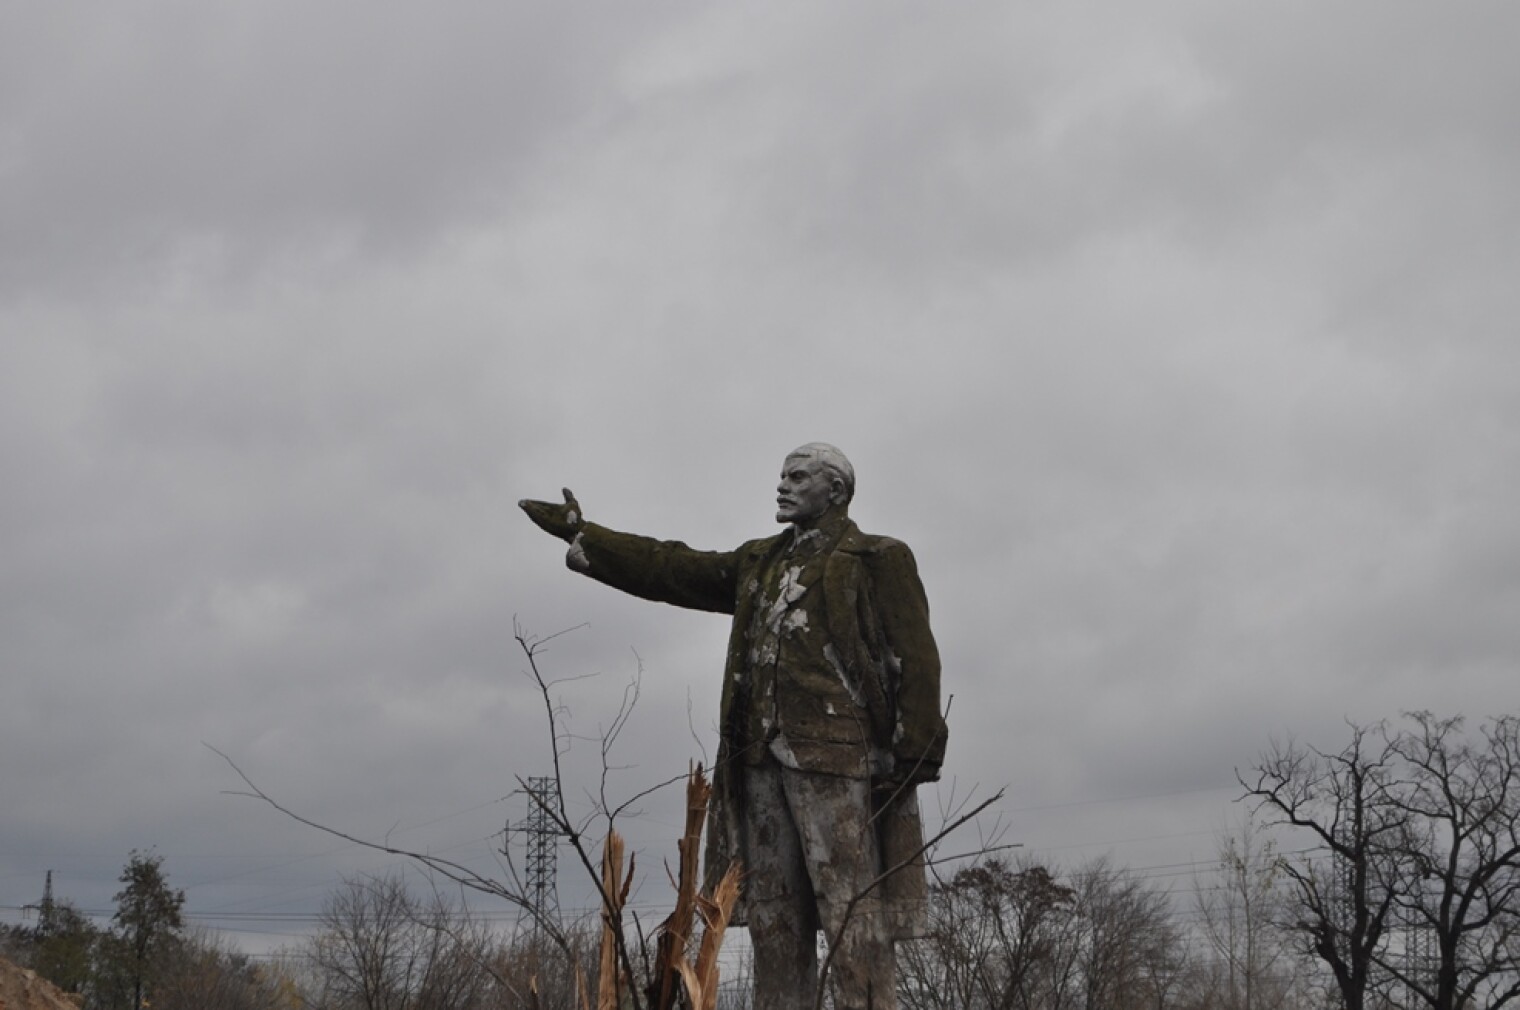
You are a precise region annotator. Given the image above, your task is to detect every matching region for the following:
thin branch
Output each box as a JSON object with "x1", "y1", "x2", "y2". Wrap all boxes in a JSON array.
[
  {"x1": 813, "y1": 786, "x2": 1006, "y2": 1010},
  {"x1": 208, "y1": 743, "x2": 574, "y2": 953}
]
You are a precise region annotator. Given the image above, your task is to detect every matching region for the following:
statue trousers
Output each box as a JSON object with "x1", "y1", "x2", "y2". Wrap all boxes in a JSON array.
[{"x1": 742, "y1": 750, "x2": 896, "y2": 1010}]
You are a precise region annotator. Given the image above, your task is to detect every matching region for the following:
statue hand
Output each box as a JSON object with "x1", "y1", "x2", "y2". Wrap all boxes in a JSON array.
[{"x1": 518, "y1": 488, "x2": 584, "y2": 543}]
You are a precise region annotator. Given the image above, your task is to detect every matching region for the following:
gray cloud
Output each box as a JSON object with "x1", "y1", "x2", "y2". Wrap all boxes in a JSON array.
[
  {"x1": 0, "y1": 3, "x2": 685, "y2": 295},
  {"x1": 3, "y1": 0, "x2": 1518, "y2": 946}
]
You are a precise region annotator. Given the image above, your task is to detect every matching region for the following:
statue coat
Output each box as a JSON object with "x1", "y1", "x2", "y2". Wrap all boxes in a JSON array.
[{"x1": 569, "y1": 518, "x2": 947, "y2": 937}]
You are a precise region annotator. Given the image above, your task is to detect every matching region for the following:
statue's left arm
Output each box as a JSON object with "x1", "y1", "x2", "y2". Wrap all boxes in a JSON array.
[{"x1": 869, "y1": 540, "x2": 948, "y2": 785}]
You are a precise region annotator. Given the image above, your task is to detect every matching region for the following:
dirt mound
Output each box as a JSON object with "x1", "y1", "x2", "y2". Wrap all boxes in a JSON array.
[{"x1": 0, "y1": 957, "x2": 81, "y2": 1010}]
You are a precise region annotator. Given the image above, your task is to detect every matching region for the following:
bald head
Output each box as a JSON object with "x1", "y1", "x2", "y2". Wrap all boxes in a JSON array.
[
  {"x1": 775, "y1": 442, "x2": 855, "y2": 526},
  {"x1": 788, "y1": 442, "x2": 855, "y2": 502}
]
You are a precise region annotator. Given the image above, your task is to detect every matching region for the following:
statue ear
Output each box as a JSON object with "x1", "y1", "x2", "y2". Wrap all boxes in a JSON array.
[{"x1": 829, "y1": 478, "x2": 848, "y2": 506}]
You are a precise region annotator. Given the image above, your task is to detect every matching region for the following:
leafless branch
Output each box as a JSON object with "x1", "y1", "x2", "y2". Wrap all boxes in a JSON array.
[
  {"x1": 813, "y1": 786, "x2": 1007, "y2": 1010},
  {"x1": 209, "y1": 742, "x2": 576, "y2": 954}
]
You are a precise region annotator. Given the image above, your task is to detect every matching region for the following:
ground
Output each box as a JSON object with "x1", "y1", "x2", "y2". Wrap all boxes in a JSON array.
[{"x1": 0, "y1": 957, "x2": 80, "y2": 1010}]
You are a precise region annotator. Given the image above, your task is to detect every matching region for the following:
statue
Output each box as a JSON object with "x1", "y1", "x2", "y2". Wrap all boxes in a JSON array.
[{"x1": 520, "y1": 443, "x2": 946, "y2": 1010}]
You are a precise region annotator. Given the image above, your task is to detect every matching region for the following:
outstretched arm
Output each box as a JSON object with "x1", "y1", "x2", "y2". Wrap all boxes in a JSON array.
[{"x1": 518, "y1": 489, "x2": 742, "y2": 615}]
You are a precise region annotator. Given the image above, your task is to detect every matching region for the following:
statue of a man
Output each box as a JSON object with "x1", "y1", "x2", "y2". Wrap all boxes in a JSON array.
[{"x1": 520, "y1": 442, "x2": 946, "y2": 1010}]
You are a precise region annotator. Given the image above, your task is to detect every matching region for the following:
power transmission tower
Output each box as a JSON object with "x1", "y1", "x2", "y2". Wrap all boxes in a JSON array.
[
  {"x1": 1328, "y1": 829, "x2": 1355, "y2": 966},
  {"x1": 22, "y1": 870, "x2": 57, "y2": 937},
  {"x1": 1402, "y1": 913, "x2": 1436, "y2": 1010},
  {"x1": 39, "y1": 870, "x2": 55, "y2": 935},
  {"x1": 504, "y1": 776, "x2": 561, "y2": 935}
]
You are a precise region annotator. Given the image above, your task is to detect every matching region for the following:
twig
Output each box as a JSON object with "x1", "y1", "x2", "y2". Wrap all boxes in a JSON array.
[{"x1": 813, "y1": 787, "x2": 1007, "y2": 1010}]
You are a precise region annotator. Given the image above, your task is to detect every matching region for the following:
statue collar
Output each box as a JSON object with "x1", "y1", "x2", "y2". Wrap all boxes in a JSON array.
[{"x1": 786, "y1": 512, "x2": 853, "y2": 558}]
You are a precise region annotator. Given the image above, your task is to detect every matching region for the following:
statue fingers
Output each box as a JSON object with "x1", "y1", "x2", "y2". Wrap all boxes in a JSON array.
[
  {"x1": 561, "y1": 487, "x2": 582, "y2": 527},
  {"x1": 518, "y1": 490, "x2": 583, "y2": 542}
]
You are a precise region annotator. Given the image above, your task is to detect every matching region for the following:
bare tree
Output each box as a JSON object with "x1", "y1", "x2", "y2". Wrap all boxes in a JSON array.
[
  {"x1": 306, "y1": 873, "x2": 497, "y2": 1010},
  {"x1": 1240, "y1": 721, "x2": 1406, "y2": 1010},
  {"x1": 1191, "y1": 816, "x2": 1299, "y2": 1010},
  {"x1": 1066, "y1": 856, "x2": 1187, "y2": 1010},
  {"x1": 1240, "y1": 712, "x2": 1520, "y2": 1010},
  {"x1": 1379, "y1": 712, "x2": 1520, "y2": 1010},
  {"x1": 898, "y1": 854, "x2": 1189, "y2": 1010},
  {"x1": 897, "y1": 857, "x2": 1074, "y2": 1010},
  {"x1": 152, "y1": 928, "x2": 288, "y2": 1010}
]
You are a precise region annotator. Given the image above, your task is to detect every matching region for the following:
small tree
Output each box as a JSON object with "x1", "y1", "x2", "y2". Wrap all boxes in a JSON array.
[
  {"x1": 1192, "y1": 816, "x2": 1298, "y2": 1010},
  {"x1": 107, "y1": 849, "x2": 185, "y2": 1010},
  {"x1": 0, "y1": 897, "x2": 100, "y2": 997},
  {"x1": 35, "y1": 901, "x2": 101, "y2": 997}
]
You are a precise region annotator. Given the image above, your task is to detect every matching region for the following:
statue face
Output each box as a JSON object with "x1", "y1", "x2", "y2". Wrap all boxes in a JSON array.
[{"x1": 775, "y1": 453, "x2": 841, "y2": 525}]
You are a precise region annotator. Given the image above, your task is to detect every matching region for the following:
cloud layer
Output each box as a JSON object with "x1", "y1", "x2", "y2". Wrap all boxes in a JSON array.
[{"x1": 3, "y1": 0, "x2": 1518, "y2": 945}]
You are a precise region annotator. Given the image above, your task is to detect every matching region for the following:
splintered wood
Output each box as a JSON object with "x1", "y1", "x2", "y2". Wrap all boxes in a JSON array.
[
  {"x1": 588, "y1": 763, "x2": 741, "y2": 1010},
  {"x1": 677, "y1": 862, "x2": 742, "y2": 1010},
  {"x1": 651, "y1": 763, "x2": 741, "y2": 1010},
  {"x1": 596, "y1": 830, "x2": 634, "y2": 1010}
]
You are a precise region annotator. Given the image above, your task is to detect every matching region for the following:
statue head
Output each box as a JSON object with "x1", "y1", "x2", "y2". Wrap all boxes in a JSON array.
[{"x1": 775, "y1": 442, "x2": 855, "y2": 526}]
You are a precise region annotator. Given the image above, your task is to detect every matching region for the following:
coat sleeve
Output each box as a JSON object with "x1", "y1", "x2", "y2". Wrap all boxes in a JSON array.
[
  {"x1": 568, "y1": 523, "x2": 742, "y2": 616},
  {"x1": 869, "y1": 540, "x2": 948, "y2": 781}
]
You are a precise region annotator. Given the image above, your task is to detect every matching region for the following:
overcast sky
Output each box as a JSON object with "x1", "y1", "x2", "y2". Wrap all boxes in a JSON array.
[{"x1": 3, "y1": 0, "x2": 1519, "y2": 954}]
